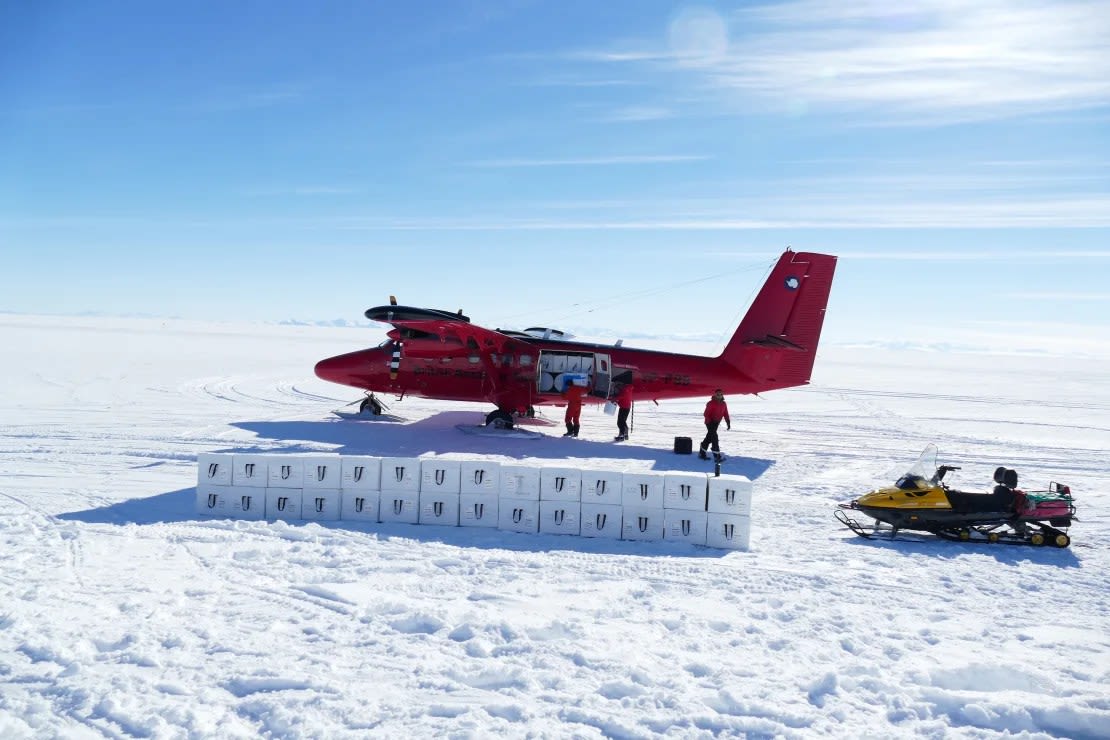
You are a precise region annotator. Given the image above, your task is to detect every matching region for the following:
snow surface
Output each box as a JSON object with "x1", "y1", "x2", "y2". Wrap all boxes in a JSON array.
[{"x1": 1, "y1": 314, "x2": 1108, "y2": 739}]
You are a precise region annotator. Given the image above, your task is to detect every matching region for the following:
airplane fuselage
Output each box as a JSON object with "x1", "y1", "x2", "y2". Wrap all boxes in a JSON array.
[{"x1": 317, "y1": 334, "x2": 784, "y2": 414}]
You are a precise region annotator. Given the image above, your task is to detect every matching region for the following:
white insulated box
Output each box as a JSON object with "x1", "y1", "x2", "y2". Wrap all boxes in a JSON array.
[
  {"x1": 580, "y1": 471, "x2": 623, "y2": 506},
  {"x1": 341, "y1": 456, "x2": 382, "y2": 491},
  {"x1": 232, "y1": 455, "x2": 269, "y2": 487},
  {"x1": 420, "y1": 459, "x2": 462, "y2": 494},
  {"x1": 499, "y1": 464, "x2": 541, "y2": 501},
  {"x1": 580, "y1": 503, "x2": 622, "y2": 539},
  {"x1": 664, "y1": 473, "x2": 709, "y2": 511},
  {"x1": 379, "y1": 491, "x2": 420, "y2": 524},
  {"x1": 301, "y1": 488, "x2": 341, "y2": 522},
  {"x1": 539, "y1": 501, "x2": 581, "y2": 536},
  {"x1": 419, "y1": 492, "x2": 460, "y2": 526},
  {"x1": 621, "y1": 506, "x2": 665, "y2": 541},
  {"x1": 265, "y1": 488, "x2": 303, "y2": 521},
  {"x1": 198, "y1": 485, "x2": 264, "y2": 520},
  {"x1": 621, "y1": 471, "x2": 666, "y2": 509},
  {"x1": 540, "y1": 467, "x2": 582, "y2": 502},
  {"x1": 301, "y1": 456, "x2": 342, "y2": 490},
  {"x1": 497, "y1": 499, "x2": 539, "y2": 533},
  {"x1": 380, "y1": 457, "x2": 421, "y2": 492},
  {"x1": 460, "y1": 461, "x2": 501, "y2": 495},
  {"x1": 197, "y1": 453, "x2": 232, "y2": 486},
  {"x1": 196, "y1": 484, "x2": 230, "y2": 516},
  {"x1": 340, "y1": 490, "x2": 381, "y2": 522},
  {"x1": 267, "y1": 458, "x2": 304, "y2": 489},
  {"x1": 663, "y1": 509, "x2": 708, "y2": 546},
  {"x1": 459, "y1": 493, "x2": 498, "y2": 528},
  {"x1": 707, "y1": 475, "x2": 753, "y2": 517},
  {"x1": 706, "y1": 513, "x2": 751, "y2": 551}
]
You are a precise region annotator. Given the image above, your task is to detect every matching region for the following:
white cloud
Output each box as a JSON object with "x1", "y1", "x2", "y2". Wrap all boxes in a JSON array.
[
  {"x1": 464, "y1": 154, "x2": 710, "y2": 167},
  {"x1": 578, "y1": 0, "x2": 1110, "y2": 123}
]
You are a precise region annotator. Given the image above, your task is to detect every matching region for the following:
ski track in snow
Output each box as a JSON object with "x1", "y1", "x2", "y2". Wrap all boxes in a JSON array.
[{"x1": 1, "y1": 316, "x2": 1108, "y2": 739}]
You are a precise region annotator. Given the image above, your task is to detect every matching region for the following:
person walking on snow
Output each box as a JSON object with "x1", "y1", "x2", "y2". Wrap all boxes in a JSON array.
[
  {"x1": 562, "y1": 378, "x2": 588, "y2": 437},
  {"x1": 613, "y1": 382, "x2": 634, "y2": 441},
  {"x1": 699, "y1": 389, "x2": 730, "y2": 461}
]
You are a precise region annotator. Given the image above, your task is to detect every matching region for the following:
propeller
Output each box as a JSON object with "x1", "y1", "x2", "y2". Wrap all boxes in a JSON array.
[{"x1": 389, "y1": 339, "x2": 402, "y2": 380}]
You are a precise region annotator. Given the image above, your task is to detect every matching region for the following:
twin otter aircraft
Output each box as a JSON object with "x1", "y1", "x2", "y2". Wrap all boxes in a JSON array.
[{"x1": 315, "y1": 249, "x2": 837, "y2": 428}]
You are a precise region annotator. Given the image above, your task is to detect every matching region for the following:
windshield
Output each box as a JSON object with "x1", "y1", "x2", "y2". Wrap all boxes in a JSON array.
[{"x1": 894, "y1": 444, "x2": 938, "y2": 489}]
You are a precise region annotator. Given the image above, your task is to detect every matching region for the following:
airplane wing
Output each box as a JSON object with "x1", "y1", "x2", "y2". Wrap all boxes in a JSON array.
[{"x1": 364, "y1": 305, "x2": 527, "y2": 354}]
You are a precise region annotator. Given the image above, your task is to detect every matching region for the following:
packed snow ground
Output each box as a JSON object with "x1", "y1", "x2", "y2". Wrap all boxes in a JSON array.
[{"x1": 1, "y1": 314, "x2": 1108, "y2": 739}]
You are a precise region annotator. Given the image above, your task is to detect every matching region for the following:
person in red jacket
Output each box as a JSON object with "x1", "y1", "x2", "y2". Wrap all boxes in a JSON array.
[
  {"x1": 699, "y1": 389, "x2": 731, "y2": 461},
  {"x1": 613, "y1": 382, "x2": 634, "y2": 441},
  {"x1": 562, "y1": 378, "x2": 588, "y2": 437}
]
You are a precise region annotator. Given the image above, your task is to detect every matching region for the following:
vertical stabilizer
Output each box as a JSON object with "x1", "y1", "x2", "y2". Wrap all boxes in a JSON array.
[{"x1": 720, "y1": 250, "x2": 837, "y2": 390}]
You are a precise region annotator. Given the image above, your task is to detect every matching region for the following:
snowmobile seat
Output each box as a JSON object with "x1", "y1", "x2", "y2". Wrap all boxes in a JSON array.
[
  {"x1": 1003, "y1": 468, "x2": 1018, "y2": 489},
  {"x1": 993, "y1": 466, "x2": 1007, "y2": 484},
  {"x1": 947, "y1": 490, "x2": 1009, "y2": 514}
]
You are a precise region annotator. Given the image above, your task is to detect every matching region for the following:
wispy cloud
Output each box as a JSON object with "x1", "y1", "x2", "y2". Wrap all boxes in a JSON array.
[
  {"x1": 464, "y1": 154, "x2": 710, "y2": 167},
  {"x1": 837, "y1": 250, "x2": 1110, "y2": 261},
  {"x1": 599, "y1": 106, "x2": 675, "y2": 122},
  {"x1": 189, "y1": 86, "x2": 306, "y2": 113},
  {"x1": 237, "y1": 185, "x2": 361, "y2": 197},
  {"x1": 999, "y1": 291, "x2": 1110, "y2": 301},
  {"x1": 574, "y1": 0, "x2": 1110, "y2": 124}
]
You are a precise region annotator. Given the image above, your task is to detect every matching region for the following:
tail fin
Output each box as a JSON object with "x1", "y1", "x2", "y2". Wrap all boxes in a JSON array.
[{"x1": 720, "y1": 250, "x2": 837, "y2": 391}]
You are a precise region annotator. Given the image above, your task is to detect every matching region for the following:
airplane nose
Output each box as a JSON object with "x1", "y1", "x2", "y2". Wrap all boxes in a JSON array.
[{"x1": 315, "y1": 353, "x2": 358, "y2": 386}]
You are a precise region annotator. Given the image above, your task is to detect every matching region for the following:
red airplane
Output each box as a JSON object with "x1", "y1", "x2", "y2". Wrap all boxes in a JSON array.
[{"x1": 315, "y1": 249, "x2": 837, "y2": 428}]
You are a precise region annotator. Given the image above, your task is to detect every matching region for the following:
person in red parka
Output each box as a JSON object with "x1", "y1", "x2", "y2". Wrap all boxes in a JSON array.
[
  {"x1": 613, "y1": 382, "x2": 634, "y2": 441},
  {"x1": 562, "y1": 378, "x2": 588, "y2": 437},
  {"x1": 699, "y1": 388, "x2": 731, "y2": 461}
]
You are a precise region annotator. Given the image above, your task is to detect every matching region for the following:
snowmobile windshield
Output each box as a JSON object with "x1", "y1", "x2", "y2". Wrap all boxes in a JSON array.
[{"x1": 897, "y1": 444, "x2": 939, "y2": 489}]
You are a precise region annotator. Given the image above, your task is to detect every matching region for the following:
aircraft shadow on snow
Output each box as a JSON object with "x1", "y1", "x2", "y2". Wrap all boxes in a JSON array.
[{"x1": 227, "y1": 410, "x2": 776, "y2": 480}]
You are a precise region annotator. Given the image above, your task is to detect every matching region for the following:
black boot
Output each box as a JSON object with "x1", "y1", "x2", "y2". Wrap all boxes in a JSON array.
[
  {"x1": 563, "y1": 424, "x2": 574, "y2": 437},
  {"x1": 571, "y1": 424, "x2": 580, "y2": 437},
  {"x1": 698, "y1": 446, "x2": 709, "y2": 460}
]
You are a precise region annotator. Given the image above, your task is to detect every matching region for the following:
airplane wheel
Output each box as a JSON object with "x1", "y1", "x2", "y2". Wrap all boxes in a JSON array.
[
  {"x1": 1030, "y1": 532, "x2": 1045, "y2": 546},
  {"x1": 1052, "y1": 533, "x2": 1070, "y2": 548},
  {"x1": 987, "y1": 532, "x2": 999, "y2": 544},
  {"x1": 485, "y1": 409, "x2": 514, "y2": 429},
  {"x1": 360, "y1": 397, "x2": 383, "y2": 415}
]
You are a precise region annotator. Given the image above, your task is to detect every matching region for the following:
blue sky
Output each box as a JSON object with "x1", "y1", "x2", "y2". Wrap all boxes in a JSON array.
[{"x1": 2, "y1": 1, "x2": 1108, "y2": 350}]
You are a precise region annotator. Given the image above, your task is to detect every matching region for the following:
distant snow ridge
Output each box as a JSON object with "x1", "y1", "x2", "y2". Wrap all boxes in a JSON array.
[{"x1": 196, "y1": 453, "x2": 753, "y2": 550}]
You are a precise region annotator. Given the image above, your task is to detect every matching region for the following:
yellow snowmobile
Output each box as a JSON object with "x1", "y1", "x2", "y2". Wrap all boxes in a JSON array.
[{"x1": 836, "y1": 444, "x2": 1075, "y2": 547}]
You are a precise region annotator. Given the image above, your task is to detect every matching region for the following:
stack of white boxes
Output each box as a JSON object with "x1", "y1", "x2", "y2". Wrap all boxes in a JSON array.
[
  {"x1": 460, "y1": 460, "x2": 500, "y2": 527},
  {"x1": 379, "y1": 457, "x2": 420, "y2": 524},
  {"x1": 580, "y1": 470, "x2": 624, "y2": 538},
  {"x1": 539, "y1": 466, "x2": 582, "y2": 536},
  {"x1": 340, "y1": 456, "x2": 381, "y2": 522},
  {"x1": 707, "y1": 474, "x2": 753, "y2": 550},
  {"x1": 195, "y1": 453, "x2": 752, "y2": 550},
  {"x1": 498, "y1": 464, "x2": 541, "y2": 533},
  {"x1": 621, "y1": 471, "x2": 666, "y2": 541}
]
